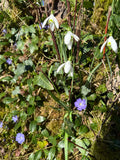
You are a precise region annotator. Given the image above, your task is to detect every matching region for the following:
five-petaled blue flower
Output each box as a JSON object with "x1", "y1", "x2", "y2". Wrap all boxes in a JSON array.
[
  {"x1": 0, "y1": 122, "x2": 3, "y2": 128},
  {"x1": 12, "y1": 115, "x2": 18, "y2": 123},
  {"x1": 6, "y1": 58, "x2": 12, "y2": 65},
  {"x1": 74, "y1": 98, "x2": 87, "y2": 111},
  {"x1": 16, "y1": 133, "x2": 25, "y2": 144}
]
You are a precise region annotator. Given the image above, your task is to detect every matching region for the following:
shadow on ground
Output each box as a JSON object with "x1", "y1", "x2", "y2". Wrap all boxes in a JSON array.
[{"x1": 93, "y1": 104, "x2": 120, "y2": 160}]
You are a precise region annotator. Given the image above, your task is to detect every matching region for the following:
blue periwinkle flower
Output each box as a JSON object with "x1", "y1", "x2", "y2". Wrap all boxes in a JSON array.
[
  {"x1": 0, "y1": 122, "x2": 3, "y2": 128},
  {"x1": 6, "y1": 58, "x2": 12, "y2": 65},
  {"x1": 12, "y1": 115, "x2": 18, "y2": 123},
  {"x1": 74, "y1": 98, "x2": 87, "y2": 111},
  {"x1": 16, "y1": 133, "x2": 25, "y2": 144}
]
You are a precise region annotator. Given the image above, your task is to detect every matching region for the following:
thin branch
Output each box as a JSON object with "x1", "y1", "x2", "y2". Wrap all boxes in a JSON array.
[
  {"x1": 50, "y1": 31, "x2": 61, "y2": 60},
  {"x1": 73, "y1": 0, "x2": 77, "y2": 33},
  {"x1": 66, "y1": 0, "x2": 71, "y2": 27},
  {"x1": 76, "y1": 0, "x2": 84, "y2": 63},
  {"x1": 103, "y1": 6, "x2": 112, "y2": 60}
]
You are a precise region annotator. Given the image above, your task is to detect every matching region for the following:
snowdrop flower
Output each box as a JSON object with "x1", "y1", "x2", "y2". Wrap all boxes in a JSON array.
[
  {"x1": 100, "y1": 36, "x2": 118, "y2": 53},
  {"x1": 42, "y1": 14, "x2": 59, "y2": 31},
  {"x1": 64, "y1": 31, "x2": 79, "y2": 50},
  {"x1": 57, "y1": 61, "x2": 73, "y2": 77}
]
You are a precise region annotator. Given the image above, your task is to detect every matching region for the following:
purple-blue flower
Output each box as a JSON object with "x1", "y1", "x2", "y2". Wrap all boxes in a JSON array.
[
  {"x1": 16, "y1": 133, "x2": 25, "y2": 144},
  {"x1": 2, "y1": 29, "x2": 7, "y2": 34},
  {"x1": 6, "y1": 58, "x2": 12, "y2": 65},
  {"x1": 0, "y1": 122, "x2": 3, "y2": 128},
  {"x1": 74, "y1": 98, "x2": 87, "y2": 111},
  {"x1": 12, "y1": 115, "x2": 18, "y2": 123},
  {"x1": 39, "y1": 23, "x2": 49, "y2": 30}
]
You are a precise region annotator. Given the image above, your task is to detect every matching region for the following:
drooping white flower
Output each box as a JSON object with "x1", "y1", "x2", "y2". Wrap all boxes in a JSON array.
[
  {"x1": 57, "y1": 61, "x2": 73, "y2": 77},
  {"x1": 100, "y1": 36, "x2": 118, "y2": 53},
  {"x1": 42, "y1": 14, "x2": 59, "y2": 31},
  {"x1": 64, "y1": 31, "x2": 79, "y2": 50}
]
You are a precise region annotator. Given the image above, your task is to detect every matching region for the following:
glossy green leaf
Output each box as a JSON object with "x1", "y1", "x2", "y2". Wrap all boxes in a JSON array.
[
  {"x1": 34, "y1": 150, "x2": 42, "y2": 160},
  {"x1": 87, "y1": 94, "x2": 97, "y2": 101},
  {"x1": 33, "y1": 72, "x2": 54, "y2": 90},
  {"x1": 27, "y1": 106, "x2": 35, "y2": 115},
  {"x1": 48, "y1": 136, "x2": 56, "y2": 145},
  {"x1": 2, "y1": 97, "x2": 17, "y2": 104},
  {"x1": 36, "y1": 116, "x2": 46, "y2": 123},
  {"x1": 20, "y1": 111, "x2": 27, "y2": 121},
  {"x1": 41, "y1": 129, "x2": 49, "y2": 137},
  {"x1": 29, "y1": 153, "x2": 35, "y2": 160},
  {"x1": 47, "y1": 147, "x2": 56, "y2": 160},
  {"x1": 29, "y1": 121, "x2": 37, "y2": 132}
]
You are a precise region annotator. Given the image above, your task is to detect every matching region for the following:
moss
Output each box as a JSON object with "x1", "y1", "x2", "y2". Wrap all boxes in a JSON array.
[{"x1": 90, "y1": 0, "x2": 112, "y2": 34}]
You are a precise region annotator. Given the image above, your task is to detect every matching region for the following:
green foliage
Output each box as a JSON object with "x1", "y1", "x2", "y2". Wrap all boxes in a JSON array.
[{"x1": 0, "y1": 0, "x2": 120, "y2": 159}]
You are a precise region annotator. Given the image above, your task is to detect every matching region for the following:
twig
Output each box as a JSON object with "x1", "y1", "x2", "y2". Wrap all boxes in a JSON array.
[
  {"x1": 66, "y1": 0, "x2": 71, "y2": 27},
  {"x1": 103, "y1": 6, "x2": 112, "y2": 60},
  {"x1": 73, "y1": 0, "x2": 77, "y2": 32},
  {"x1": 50, "y1": 31, "x2": 61, "y2": 60},
  {"x1": 76, "y1": 0, "x2": 84, "y2": 63}
]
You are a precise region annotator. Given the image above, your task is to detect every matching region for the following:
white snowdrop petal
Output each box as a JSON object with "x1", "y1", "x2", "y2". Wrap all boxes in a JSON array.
[
  {"x1": 73, "y1": 34, "x2": 79, "y2": 41},
  {"x1": 64, "y1": 31, "x2": 71, "y2": 45},
  {"x1": 109, "y1": 36, "x2": 118, "y2": 53},
  {"x1": 100, "y1": 40, "x2": 108, "y2": 53},
  {"x1": 68, "y1": 68, "x2": 73, "y2": 77},
  {"x1": 52, "y1": 16, "x2": 59, "y2": 29},
  {"x1": 50, "y1": 23, "x2": 54, "y2": 31},
  {"x1": 67, "y1": 40, "x2": 73, "y2": 50},
  {"x1": 56, "y1": 63, "x2": 65, "y2": 73},
  {"x1": 42, "y1": 17, "x2": 49, "y2": 28},
  {"x1": 64, "y1": 61, "x2": 72, "y2": 74}
]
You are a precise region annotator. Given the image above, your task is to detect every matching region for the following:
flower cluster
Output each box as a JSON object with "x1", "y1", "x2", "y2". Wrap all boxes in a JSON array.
[
  {"x1": 74, "y1": 98, "x2": 87, "y2": 111},
  {"x1": 16, "y1": 133, "x2": 25, "y2": 144}
]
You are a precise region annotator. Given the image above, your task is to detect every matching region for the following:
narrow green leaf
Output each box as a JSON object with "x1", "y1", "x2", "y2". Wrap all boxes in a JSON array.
[
  {"x1": 64, "y1": 132, "x2": 68, "y2": 160},
  {"x1": 0, "y1": 76, "x2": 12, "y2": 82}
]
